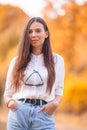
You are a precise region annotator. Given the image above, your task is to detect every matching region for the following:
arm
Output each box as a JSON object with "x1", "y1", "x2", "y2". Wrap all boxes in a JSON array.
[
  {"x1": 38, "y1": 95, "x2": 62, "y2": 115},
  {"x1": 4, "y1": 57, "x2": 19, "y2": 109},
  {"x1": 4, "y1": 96, "x2": 19, "y2": 109},
  {"x1": 4, "y1": 96, "x2": 12, "y2": 105},
  {"x1": 38, "y1": 55, "x2": 65, "y2": 115}
]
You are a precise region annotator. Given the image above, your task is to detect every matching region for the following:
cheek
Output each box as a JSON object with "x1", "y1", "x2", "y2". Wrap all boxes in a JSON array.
[
  {"x1": 40, "y1": 35, "x2": 46, "y2": 42},
  {"x1": 40, "y1": 38, "x2": 45, "y2": 44}
]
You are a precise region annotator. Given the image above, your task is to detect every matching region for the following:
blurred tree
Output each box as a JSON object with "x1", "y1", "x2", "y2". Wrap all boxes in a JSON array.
[
  {"x1": 0, "y1": 4, "x2": 29, "y2": 103},
  {"x1": 0, "y1": 2, "x2": 87, "y2": 113},
  {"x1": 43, "y1": 0, "x2": 87, "y2": 74},
  {"x1": 43, "y1": 1, "x2": 87, "y2": 114},
  {"x1": 0, "y1": 4, "x2": 29, "y2": 60}
]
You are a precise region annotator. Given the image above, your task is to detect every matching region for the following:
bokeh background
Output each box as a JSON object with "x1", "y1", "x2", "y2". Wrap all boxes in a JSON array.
[{"x1": 0, "y1": 0, "x2": 87, "y2": 130}]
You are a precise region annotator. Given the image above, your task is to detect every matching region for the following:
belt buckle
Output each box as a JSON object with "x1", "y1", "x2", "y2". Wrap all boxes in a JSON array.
[{"x1": 29, "y1": 99, "x2": 36, "y2": 105}]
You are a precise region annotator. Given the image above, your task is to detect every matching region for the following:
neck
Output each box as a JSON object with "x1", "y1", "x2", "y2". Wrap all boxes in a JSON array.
[{"x1": 32, "y1": 48, "x2": 42, "y2": 55}]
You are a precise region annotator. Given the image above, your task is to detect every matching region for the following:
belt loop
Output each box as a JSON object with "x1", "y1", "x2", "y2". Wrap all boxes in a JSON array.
[
  {"x1": 40, "y1": 99, "x2": 42, "y2": 106},
  {"x1": 23, "y1": 98, "x2": 26, "y2": 103}
]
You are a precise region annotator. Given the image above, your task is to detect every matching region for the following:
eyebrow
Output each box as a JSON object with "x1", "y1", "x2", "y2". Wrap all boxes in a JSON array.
[{"x1": 29, "y1": 27, "x2": 41, "y2": 30}]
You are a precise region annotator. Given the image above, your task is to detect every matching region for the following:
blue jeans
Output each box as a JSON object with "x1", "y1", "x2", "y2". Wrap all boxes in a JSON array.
[{"x1": 7, "y1": 100, "x2": 56, "y2": 130}]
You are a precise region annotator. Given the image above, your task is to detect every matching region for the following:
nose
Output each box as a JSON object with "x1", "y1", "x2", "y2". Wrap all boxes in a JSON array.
[{"x1": 31, "y1": 31, "x2": 37, "y2": 37}]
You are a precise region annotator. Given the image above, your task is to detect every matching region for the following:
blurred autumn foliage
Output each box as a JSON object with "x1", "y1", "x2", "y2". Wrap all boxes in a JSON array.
[
  {"x1": 0, "y1": 1, "x2": 87, "y2": 114},
  {"x1": 0, "y1": 4, "x2": 29, "y2": 104}
]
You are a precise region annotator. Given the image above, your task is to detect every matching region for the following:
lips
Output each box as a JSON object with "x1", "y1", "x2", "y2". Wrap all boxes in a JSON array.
[
  {"x1": 32, "y1": 40, "x2": 38, "y2": 42},
  {"x1": 31, "y1": 39, "x2": 39, "y2": 43}
]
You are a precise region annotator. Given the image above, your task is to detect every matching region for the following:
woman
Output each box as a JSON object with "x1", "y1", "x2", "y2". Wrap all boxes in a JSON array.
[{"x1": 4, "y1": 17, "x2": 65, "y2": 130}]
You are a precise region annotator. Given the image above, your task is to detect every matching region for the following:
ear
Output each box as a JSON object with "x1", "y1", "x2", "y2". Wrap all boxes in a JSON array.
[{"x1": 45, "y1": 31, "x2": 48, "y2": 38}]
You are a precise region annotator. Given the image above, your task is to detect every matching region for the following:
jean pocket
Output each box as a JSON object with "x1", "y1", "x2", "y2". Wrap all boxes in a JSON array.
[
  {"x1": 11, "y1": 100, "x2": 23, "y2": 112},
  {"x1": 42, "y1": 110, "x2": 53, "y2": 117},
  {"x1": 11, "y1": 105, "x2": 21, "y2": 111}
]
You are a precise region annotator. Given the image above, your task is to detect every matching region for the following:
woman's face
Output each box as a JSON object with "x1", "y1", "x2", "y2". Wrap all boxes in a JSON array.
[{"x1": 28, "y1": 22, "x2": 48, "y2": 51}]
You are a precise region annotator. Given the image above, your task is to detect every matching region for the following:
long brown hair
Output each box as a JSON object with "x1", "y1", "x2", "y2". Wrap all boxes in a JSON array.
[{"x1": 12, "y1": 17, "x2": 55, "y2": 94}]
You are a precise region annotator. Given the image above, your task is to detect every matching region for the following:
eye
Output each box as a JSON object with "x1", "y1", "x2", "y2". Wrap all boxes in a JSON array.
[
  {"x1": 28, "y1": 30, "x2": 32, "y2": 34},
  {"x1": 36, "y1": 29, "x2": 41, "y2": 33}
]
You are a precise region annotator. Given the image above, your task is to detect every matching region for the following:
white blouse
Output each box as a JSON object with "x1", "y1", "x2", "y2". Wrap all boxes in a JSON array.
[{"x1": 4, "y1": 53, "x2": 65, "y2": 102}]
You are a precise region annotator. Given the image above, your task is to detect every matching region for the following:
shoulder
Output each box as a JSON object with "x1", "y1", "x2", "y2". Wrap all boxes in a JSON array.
[
  {"x1": 52, "y1": 52, "x2": 64, "y2": 64},
  {"x1": 9, "y1": 56, "x2": 18, "y2": 67},
  {"x1": 7, "y1": 56, "x2": 18, "y2": 72}
]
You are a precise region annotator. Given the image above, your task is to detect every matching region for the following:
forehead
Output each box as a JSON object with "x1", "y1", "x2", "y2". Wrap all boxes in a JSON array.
[{"x1": 29, "y1": 22, "x2": 44, "y2": 29}]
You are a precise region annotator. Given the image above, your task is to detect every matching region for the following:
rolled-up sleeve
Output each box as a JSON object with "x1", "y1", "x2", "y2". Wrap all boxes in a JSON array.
[
  {"x1": 4, "y1": 57, "x2": 17, "y2": 97},
  {"x1": 55, "y1": 55, "x2": 65, "y2": 96}
]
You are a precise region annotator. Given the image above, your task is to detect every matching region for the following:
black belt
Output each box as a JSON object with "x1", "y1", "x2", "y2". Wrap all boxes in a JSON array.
[{"x1": 19, "y1": 98, "x2": 47, "y2": 105}]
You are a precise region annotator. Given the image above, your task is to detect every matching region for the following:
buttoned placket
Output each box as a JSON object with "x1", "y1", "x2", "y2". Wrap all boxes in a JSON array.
[{"x1": 32, "y1": 55, "x2": 39, "y2": 97}]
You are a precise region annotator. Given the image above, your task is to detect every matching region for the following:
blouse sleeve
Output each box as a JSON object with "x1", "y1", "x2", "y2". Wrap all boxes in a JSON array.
[
  {"x1": 4, "y1": 57, "x2": 17, "y2": 97},
  {"x1": 55, "y1": 55, "x2": 65, "y2": 96}
]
